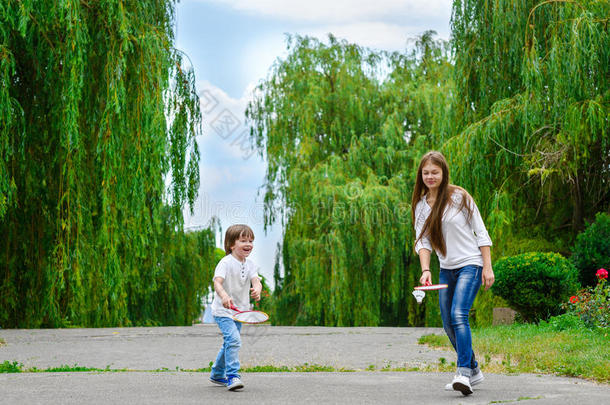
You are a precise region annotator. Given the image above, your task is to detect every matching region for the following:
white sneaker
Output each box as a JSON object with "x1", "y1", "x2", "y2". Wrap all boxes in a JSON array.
[
  {"x1": 444, "y1": 369, "x2": 484, "y2": 390},
  {"x1": 451, "y1": 374, "x2": 473, "y2": 396},
  {"x1": 470, "y1": 369, "x2": 484, "y2": 386},
  {"x1": 227, "y1": 376, "x2": 244, "y2": 391}
]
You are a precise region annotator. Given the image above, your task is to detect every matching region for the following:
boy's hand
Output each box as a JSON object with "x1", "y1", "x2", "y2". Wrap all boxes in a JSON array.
[
  {"x1": 250, "y1": 287, "x2": 261, "y2": 301},
  {"x1": 221, "y1": 295, "x2": 234, "y2": 309}
]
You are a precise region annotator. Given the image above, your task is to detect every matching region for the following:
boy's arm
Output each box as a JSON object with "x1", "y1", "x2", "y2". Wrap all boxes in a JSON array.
[
  {"x1": 214, "y1": 277, "x2": 233, "y2": 308},
  {"x1": 250, "y1": 277, "x2": 262, "y2": 301}
]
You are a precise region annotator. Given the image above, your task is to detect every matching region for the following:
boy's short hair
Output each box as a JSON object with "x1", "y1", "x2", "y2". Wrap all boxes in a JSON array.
[{"x1": 224, "y1": 224, "x2": 255, "y2": 255}]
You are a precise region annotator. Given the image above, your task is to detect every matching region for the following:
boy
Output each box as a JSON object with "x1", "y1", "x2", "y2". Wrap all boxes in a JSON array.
[{"x1": 209, "y1": 224, "x2": 262, "y2": 391}]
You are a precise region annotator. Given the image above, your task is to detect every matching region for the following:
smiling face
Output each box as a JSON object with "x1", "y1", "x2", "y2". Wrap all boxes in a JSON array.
[
  {"x1": 421, "y1": 161, "x2": 443, "y2": 192},
  {"x1": 230, "y1": 233, "x2": 254, "y2": 261}
]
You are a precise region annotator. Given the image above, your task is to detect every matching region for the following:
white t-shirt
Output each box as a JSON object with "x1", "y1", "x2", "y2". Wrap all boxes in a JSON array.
[
  {"x1": 414, "y1": 191, "x2": 492, "y2": 269},
  {"x1": 211, "y1": 254, "x2": 260, "y2": 318}
]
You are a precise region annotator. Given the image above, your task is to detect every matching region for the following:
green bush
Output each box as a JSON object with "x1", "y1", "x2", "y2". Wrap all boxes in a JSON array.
[
  {"x1": 571, "y1": 212, "x2": 610, "y2": 287},
  {"x1": 493, "y1": 252, "x2": 580, "y2": 322}
]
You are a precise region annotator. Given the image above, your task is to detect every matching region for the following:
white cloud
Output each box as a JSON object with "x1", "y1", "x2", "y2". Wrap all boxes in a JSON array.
[
  {"x1": 196, "y1": 79, "x2": 258, "y2": 160},
  {"x1": 241, "y1": 35, "x2": 289, "y2": 86},
  {"x1": 203, "y1": 0, "x2": 452, "y2": 23},
  {"x1": 197, "y1": 79, "x2": 249, "y2": 117}
]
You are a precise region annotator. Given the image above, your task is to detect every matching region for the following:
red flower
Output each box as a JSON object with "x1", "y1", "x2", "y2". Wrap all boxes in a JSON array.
[
  {"x1": 596, "y1": 268, "x2": 608, "y2": 280},
  {"x1": 569, "y1": 296, "x2": 579, "y2": 304}
]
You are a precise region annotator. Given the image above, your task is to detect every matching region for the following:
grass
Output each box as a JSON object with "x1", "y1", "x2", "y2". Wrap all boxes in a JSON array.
[
  {"x1": 0, "y1": 361, "x2": 22, "y2": 373},
  {"x1": 419, "y1": 323, "x2": 610, "y2": 383},
  {"x1": 0, "y1": 362, "x2": 129, "y2": 373},
  {"x1": 0, "y1": 361, "x2": 352, "y2": 374}
]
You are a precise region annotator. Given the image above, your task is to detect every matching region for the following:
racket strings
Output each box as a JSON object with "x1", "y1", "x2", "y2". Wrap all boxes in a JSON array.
[{"x1": 234, "y1": 311, "x2": 269, "y2": 323}]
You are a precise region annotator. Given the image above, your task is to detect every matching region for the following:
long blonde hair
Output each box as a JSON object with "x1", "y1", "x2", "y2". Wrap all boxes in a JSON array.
[{"x1": 411, "y1": 151, "x2": 473, "y2": 256}]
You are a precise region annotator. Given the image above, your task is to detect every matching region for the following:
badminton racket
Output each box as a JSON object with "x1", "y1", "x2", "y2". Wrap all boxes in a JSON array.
[
  {"x1": 414, "y1": 283, "x2": 448, "y2": 291},
  {"x1": 229, "y1": 305, "x2": 269, "y2": 324},
  {"x1": 412, "y1": 283, "x2": 448, "y2": 304}
]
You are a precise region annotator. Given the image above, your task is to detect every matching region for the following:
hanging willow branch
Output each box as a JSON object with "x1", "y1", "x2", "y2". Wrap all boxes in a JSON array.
[
  {"x1": 448, "y1": 0, "x2": 609, "y2": 253},
  {"x1": 0, "y1": 0, "x2": 211, "y2": 328},
  {"x1": 247, "y1": 33, "x2": 454, "y2": 326}
]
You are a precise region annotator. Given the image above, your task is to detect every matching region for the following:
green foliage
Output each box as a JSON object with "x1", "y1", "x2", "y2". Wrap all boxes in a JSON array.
[
  {"x1": 571, "y1": 212, "x2": 610, "y2": 286},
  {"x1": 418, "y1": 333, "x2": 450, "y2": 348},
  {"x1": 541, "y1": 313, "x2": 586, "y2": 332},
  {"x1": 564, "y1": 277, "x2": 610, "y2": 328},
  {"x1": 448, "y1": 0, "x2": 610, "y2": 256},
  {"x1": 252, "y1": 275, "x2": 272, "y2": 314},
  {"x1": 248, "y1": 33, "x2": 454, "y2": 326},
  {"x1": 493, "y1": 252, "x2": 580, "y2": 322},
  {"x1": 0, "y1": 1, "x2": 212, "y2": 327},
  {"x1": 471, "y1": 289, "x2": 495, "y2": 327},
  {"x1": 249, "y1": 2, "x2": 609, "y2": 327},
  {"x1": 214, "y1": 248, "x2": 226, "y2": 265},
  {"x1": 42, "y1": 364, "x2": 105, "y2": 373},
  {"x1": 0, "y1": 361, "x2": 22, "y2": 373}
]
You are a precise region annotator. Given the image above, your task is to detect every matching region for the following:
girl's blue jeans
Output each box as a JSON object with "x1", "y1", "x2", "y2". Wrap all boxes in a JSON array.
[
  {"x1": 439, "y1": 264, "x2": 481, "y2": 377},
  {"x1": 211, "y1": 316, "x2": 242, "y2": 379}
]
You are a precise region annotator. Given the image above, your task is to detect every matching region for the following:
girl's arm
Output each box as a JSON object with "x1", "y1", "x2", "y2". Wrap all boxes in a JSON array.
[
  {"x1": 480, "y1": 245, "x2": 494, "y2": 290},
  {"x1": 418, "y1": 248, "x2": 433, "y2": 285},
  {"x1": 214, "y1": 277, "x2": 233, "y2": 308},
  {"x1": 414, "y1": 202, "x2": 434, "y2": 285}
]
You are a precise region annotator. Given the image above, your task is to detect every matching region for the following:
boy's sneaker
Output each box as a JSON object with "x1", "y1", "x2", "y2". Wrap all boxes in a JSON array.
[
  {"x1": 444, "y1": 369, "x2": 484, "y2": 390},
  {"x1": 209, "y1": 377, "x2": 228, "y2": 386},
  {"x1": 451, "y1": 374, "x2": 473, "y2": 396},
  {"x1": 227, "y1": 376, "x2": 244, "y2": 391}
]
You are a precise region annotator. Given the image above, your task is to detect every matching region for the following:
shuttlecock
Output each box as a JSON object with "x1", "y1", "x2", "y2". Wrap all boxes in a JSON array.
[{"x1": 412, "y1": 289, "x2": 426, "y2": 304}]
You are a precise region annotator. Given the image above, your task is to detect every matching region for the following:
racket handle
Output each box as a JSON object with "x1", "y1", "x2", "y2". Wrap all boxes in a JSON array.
[{"x1": 230, "y1": 305, "x2": 239, "y2": 311}]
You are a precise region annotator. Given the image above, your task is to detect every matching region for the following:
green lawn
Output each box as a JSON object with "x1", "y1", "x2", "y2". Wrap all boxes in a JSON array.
[{"x1": 419, "y1": 322, "x2": 610, "y2": 383}]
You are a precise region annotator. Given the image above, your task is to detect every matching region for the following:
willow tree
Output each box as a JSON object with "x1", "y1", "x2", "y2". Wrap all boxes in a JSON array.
[
  {"x1": 447, "y1": 0, "x2": 609, "y2": 256},
  {"x1": 0, "y1": 1, "x2": 211, "y2": 327},
  {"x1": 247, "y1": 34, "x2": 454, "y2": 326}
]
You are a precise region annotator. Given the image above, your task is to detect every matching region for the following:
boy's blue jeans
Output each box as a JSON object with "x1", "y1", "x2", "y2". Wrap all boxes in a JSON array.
[
  {"x1": 211, "y1": 316, "x2": 242, "y2": 379},
  {"x1": 439, "y1": 265, "x2": 481, "y2": 377}
]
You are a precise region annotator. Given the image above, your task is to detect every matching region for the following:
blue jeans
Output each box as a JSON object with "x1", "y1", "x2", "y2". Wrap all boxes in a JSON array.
[
  {"x1": 211, "y1": 316, "x2": 242, "y2": 379},
  {"x1": 439, "y1": 265, "x2": 481, "y2": 377}
]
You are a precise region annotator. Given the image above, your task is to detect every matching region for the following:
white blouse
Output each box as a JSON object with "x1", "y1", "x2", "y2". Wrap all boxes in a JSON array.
[{"x1": 414, "y1": 191, "x2": 492, "y2": 269}]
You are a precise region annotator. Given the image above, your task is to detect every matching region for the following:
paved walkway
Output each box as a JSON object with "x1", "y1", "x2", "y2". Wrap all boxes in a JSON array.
[{"x1": 1, "y1": 325, "x2": 608, "y2": 404}]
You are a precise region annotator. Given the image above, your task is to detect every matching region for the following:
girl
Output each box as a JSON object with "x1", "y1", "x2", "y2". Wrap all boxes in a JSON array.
[{"x1": 411, "y1": 151, "x2": 495, "y2": 396}]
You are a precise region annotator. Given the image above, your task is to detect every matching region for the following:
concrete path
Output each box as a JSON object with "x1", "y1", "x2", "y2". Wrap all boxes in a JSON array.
[
  {"x1": 0, "y1": 325, "x2": 449, "y2": 370},
  {"x1": 1, "y1": 325, "x2": 608, "y2": 404}
]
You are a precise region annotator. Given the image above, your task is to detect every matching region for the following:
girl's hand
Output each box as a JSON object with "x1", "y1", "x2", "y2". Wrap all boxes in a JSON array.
[
  {"x1": 221, "y1": 295, "x2": 234, "y2": 309},
  {"x1": 250, "y1": 287, "x2": 261, "y2": 301},
  {"x1": 482, "y1": 265, "x2": 495, "y2": 290},
  {"x1": 419, "y1": 270, "x2": 432, "y2": 286}
]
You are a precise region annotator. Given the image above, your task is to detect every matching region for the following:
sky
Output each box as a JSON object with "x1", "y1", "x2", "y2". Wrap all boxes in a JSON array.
[{"x1": 176, "y1": 0, "x2": 453, "y2": 286}]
